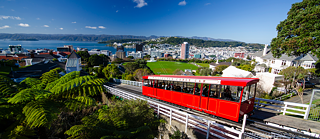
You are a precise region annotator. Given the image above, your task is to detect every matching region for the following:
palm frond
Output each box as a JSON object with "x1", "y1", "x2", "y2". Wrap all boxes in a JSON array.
[
  {"x1": 22, "y1": 100, "x2": 61, "y2": 128},
  {"x1": 8, "y1": 88, "x2": 51, "y2": 104}
]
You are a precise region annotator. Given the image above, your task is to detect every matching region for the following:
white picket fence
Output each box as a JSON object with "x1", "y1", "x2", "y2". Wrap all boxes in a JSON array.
[
  {"x1": 104, "y1": 85, "x2": 244, "y2": 139},
  {"x1": 254, "y1": 98, "x2": 310, "y2": 119}
]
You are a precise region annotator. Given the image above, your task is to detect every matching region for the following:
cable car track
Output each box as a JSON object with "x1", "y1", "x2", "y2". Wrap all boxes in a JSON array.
[{"x1": 107, "y1": 84, "x2": 316, "y2": 139}]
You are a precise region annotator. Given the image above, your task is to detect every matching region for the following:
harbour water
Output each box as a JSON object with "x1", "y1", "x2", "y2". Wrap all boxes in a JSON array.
[{"x1": 0, "y1": 40, "x2": 136, "y2": 54}]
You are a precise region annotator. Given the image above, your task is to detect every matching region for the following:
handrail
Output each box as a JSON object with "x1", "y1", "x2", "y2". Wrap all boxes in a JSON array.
[
  {"x1": 104, "y1": 85, "x2": 243, "y2": 139},
  {"x1": 255, "y1": 97, "x2": 310, "y2": 119}
]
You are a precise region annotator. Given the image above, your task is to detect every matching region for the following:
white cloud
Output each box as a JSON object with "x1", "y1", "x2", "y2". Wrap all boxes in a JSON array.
[
  {"x1": 18, "y1": 23, "x2": 29, "y2": 27},
  {"x1": 85, "y1": 26, "x2": 97, "y2": 29},
  {"x1": 205, "y1": 3, "x2": 211, "y2": 5},
  {"x1": 116, "y1": 10, "x2": 119, "y2": 12},
  {"x1": 36, "y1": 18, "x2": 40, "y2": 20},
  {"x1": 60, "y1": 28, "x2": 63, "y2": 30},
  {"x1": 178, "y1": 0, "x2": 186, "y2": 6},
  {"x1": 98, "y1": 26, "x2": 106, "y2": 29},
  {"x1": 0, "y1": 25, "x2": 10, "y2": 29},
  {"x1": 0, "y1": 15, "x2": 21, "y2": 20},
  {"x1": 43, "y1": 25, "x2": 49, "y2": 27},
  {"x1": 72, "y1": 21, "x2": 76, "y2": 23},
  {"x1": 133, "y1": 0, "x2": 147, "y2": 8}
]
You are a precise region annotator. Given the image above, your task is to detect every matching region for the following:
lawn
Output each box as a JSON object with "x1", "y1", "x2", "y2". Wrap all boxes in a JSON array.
[
  {"x1": 147, "y1": 61, "x2": 199, "y2": 75},
  {"x1": 196, "y1": 63, "x2": 210, "y2": 68}
]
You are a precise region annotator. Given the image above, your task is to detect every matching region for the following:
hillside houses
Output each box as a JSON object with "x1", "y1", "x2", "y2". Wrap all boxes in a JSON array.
[{"x1": 251, "y1": 45, "x2": 318, "y2": 74}]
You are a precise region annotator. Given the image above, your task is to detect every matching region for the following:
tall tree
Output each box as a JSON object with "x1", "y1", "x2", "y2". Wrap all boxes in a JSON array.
[
  {"x1": 77, "y1": 51, "x2": 90, "y2": 62},
  {"x1": 271, "y1": 0, "x2": 320, "y2": 58},
  {"x1": 133, "y1": 69, "x2": 152, "y2": 81}
]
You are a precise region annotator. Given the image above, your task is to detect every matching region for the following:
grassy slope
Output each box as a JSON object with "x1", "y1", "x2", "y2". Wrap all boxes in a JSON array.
[
  {"x1": 147, "y1": 61, "x2": 198, "y2": 75},
  {"x1": 196, "y1": 63, "x2": 209, "y2": 68}
]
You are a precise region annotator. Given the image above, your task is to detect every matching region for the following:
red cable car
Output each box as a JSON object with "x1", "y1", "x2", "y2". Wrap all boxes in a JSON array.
[{"x1": 142, "y1": 75, "x2": 259, "y2": 122}]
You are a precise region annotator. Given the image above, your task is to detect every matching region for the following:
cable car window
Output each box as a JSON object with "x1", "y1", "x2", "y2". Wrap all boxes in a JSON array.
[
  {"x1": 242, "y1": 85, "x2": 254, "y2": 102},
  {"x1": 143, "y1": 79, "x2": 151, "y2": 87},
  {"x1": 194, "y1": 83, "x2": 201, "y2": 96},
  {"x1": 202, "y1": 84, "x2": 209, "y2": 97},
  {"x1": 209, "y1": 84, "x2": 220, "y2": 98},
  {"x1": 175, "y1": 81, "x2": 182, "y2": 92}
]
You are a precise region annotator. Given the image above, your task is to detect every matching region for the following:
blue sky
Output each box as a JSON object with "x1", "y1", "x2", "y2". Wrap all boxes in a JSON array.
[{"x1": 0, "y1": 0, "x2": 302, "y2": 44}]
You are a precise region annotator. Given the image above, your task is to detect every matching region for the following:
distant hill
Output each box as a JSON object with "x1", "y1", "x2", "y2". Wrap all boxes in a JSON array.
[
  {"x1": 0, "y1": 33, "x2": 157, "y2": 42},
  {"x1": 162, "y1": 37, "x2": 264, "y2": 49},
  {"x1": 175, "y1": 36, "x2": 236, "y2": 42},
  {"x1": 0, "y1": 33, "x2": 239, "y2": 43}
]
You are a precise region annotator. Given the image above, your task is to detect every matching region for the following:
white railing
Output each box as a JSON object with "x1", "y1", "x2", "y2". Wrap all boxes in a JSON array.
[
  {"x1": 104, "y1": 85, "x2": 244, "y2": 139},
  {"x1": 255, "y1": 98, "x2": 310, "y2": 119},
  {"x1": 119, "y1": 79, "x2": 142, "y2": 87}
]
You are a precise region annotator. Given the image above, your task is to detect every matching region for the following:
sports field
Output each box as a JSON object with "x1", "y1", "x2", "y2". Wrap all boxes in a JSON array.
[
  {"x1": 196, "y1": 63, "x2": 209, "y2": 68},
  {"x1": 147, "y1": 61, "x2": 199, "y2": 75}
]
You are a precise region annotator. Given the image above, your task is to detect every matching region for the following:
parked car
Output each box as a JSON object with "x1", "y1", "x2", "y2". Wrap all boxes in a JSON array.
[{"x1": 296, "y1": 80, "x2": 315, "y2": 88}]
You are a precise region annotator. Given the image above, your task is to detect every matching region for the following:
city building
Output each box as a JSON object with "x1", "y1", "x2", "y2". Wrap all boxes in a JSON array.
[
  {"x1": 128, "y1": 51, "x2": 144, "y2": 59},
  {"x1": 9, "y1": 45, "x2": 22, "y2": 53},
  {"x1": 234, "y1": 53, "x2": 245, "y2": 58},
  {"x1": 116, "y1": 51, "x2": 126, "y2": 59},
  {"x1": 194, "y1": 53, "x2": 201, "y2": 59},
  {"x1": 65, "y1": 51, "x2": 82, "y2": 73},
  {"x1": 150, "y1": 51, "x2": 162, "y2": 58},
  {"x1": 180, "y1": 42, "x2": 189, "y2": 59},
  {"x1": 116, "y1": 44, "x2": 124, "y2": 51},
  {"x1": 135, "y1": 43, "x2": 144, "y2": 52},
  {"x1": 57, "y1": 45, "x2": 74, "y2": 52}
]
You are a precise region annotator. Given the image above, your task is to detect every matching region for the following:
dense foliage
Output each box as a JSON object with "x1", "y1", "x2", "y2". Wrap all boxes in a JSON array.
[
  {"x1": 0, "y1": 69, "x2": 106, "y2": 139},
  {"x1": 271, "y1": 0, "x2": 320, "y2": 58},
  {"x1": 161, "y1": 37, "x2": 264, "y2": 49},
  {"x1": 65, "y1": 99, "x2": 164, "y2": 139}
]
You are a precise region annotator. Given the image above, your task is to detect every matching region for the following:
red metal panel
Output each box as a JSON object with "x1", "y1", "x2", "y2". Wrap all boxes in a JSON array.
[
  {"x1": 171, "y1": 91, "x2": 182, "y2": 105},
  {"x1": 200, "y1": 97, "x2": 208, "y2": 110},
  {"x1": 156, "y1": 89, "x2": 164, "y2": 99},
  {"x1": 217, "y1": 100, "x2": 240, "y2": 122},
  {"x1": 192, "y1": 96, "x2": 200, "y2": 109},
  {"x1": 163, "y1": 89, "x2": 172, "y2": 102},
  {"x1": 208, "y1": 98, "x2": 218, "y2": 114},
  {"x1": 182, "y1": 93, "x2": 194, "y2": 108}
]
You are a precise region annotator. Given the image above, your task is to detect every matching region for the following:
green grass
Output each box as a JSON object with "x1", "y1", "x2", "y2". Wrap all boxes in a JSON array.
[
  {"x1": 196, "y1": 63, "x2": 209, "y2": 68},
  {"x1": 147, "y1": 61, "x2": 199, "y2": 75}
]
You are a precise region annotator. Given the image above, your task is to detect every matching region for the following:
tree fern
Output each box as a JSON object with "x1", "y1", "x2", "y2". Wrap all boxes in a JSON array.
[
  {"x1": 8, "y1": 88, "x2": 51, "y2": 104},
  {"x1": 45, "y1": 71, "x2": 81, "y2": 91},
  {"x1": 19, "y1": 77, "x2": 41, "y2": 89},
  {"x1": 0, "y1": 75, "x2": 18, "y2": 97},
  {"x1": 22, "y1": 99, "x2": 61, "y2": 128},
  {"x1": 40, "y1": 67, "x2": 64, "y2": 85}
]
